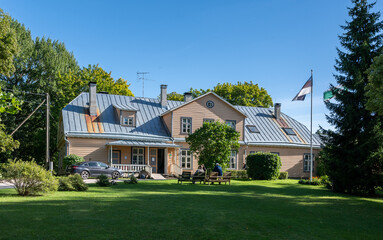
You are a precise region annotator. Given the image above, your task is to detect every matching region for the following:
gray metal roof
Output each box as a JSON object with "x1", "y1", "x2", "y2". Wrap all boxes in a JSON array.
[
  {"x1": 112, "y1": 103, "x2": 138, "y2": 111},
  {"x1": 107, "y1": 140, "x2": 181, "y2": 148},
  {"x1": 62, "y1": 92, "x2": 321, "y2": 148}
]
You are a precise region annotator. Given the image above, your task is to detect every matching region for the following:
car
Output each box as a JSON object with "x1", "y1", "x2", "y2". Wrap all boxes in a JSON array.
[{"x1": 66, "y1": 161, "x2": 124, "y2": 180}]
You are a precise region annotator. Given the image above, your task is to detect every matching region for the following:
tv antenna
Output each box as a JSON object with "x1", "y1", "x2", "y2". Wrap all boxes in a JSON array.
[{"x1": 137, "y1": 72, "x2": 150, "y2": 97}]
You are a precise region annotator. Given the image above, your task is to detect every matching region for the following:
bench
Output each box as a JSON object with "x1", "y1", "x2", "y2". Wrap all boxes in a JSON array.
[
  {"x1": 204, "y1": 172, "x2": 219, "y2": 184},
  {"x1": 177, "y1": 171, "x2": 192, "y2": 184},
  {"x1": 192, "y1": 172, "x2": 206, "y2": 184},
  {"x1": 218, "y1": 172, "x2": 232, "y2": 185},
  {"x1": 204, "y1": 171, "x2": 232, "y2": 185}
]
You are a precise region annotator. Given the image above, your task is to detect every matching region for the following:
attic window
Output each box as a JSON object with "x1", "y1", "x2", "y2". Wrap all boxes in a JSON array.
[
  {"x1": 247, "y1": 125, "x2": 260, "y2": 133},
  {"x1": 283, "y1": 128, "x2": 296, "y2": 135},
  {"x1": 123, "y1": 117, "x2": 134, "y2": 126}
]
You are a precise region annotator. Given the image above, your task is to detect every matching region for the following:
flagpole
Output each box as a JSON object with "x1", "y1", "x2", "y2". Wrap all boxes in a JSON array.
[{"x1": 310, "y1": 70, "x2": 313, "y2": 182}]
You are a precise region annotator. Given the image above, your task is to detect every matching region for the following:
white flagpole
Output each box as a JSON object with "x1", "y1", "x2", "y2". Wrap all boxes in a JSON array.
[{"x1": 310, "y1": 70, "x2": 313, "y2": 181}]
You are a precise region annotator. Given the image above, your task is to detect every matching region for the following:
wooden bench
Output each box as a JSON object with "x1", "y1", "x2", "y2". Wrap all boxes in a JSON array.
[
  {"x1": 218, "y1": 172, "x2": 232, "y2": 185},
  {"x1": 204, "y1": 172, "x2": 219, "y2": 184},
  {"x1": 177, "y1": 171, "x2": 192, "y2": 184},
  {"x1": 192, "y1": 172, "x2": 206, "y2": 184}
]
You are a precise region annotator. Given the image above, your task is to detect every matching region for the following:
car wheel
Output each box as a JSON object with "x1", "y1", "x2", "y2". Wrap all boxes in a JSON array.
[
  {"x1": 81, "y1": 171, "x2": 90, "y2": 180},
  {"x1": 112, "y1": 171, "x2": 120, "y2": 179}
]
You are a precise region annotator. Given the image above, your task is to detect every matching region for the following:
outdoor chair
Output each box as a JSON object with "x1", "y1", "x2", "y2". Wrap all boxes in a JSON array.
[{"x1": 178, "y1": 171, "x2": 192, "y2": 184}]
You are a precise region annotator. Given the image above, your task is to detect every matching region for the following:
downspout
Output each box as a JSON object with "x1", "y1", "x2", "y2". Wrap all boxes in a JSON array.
[{"x1": 64, "y1": 134, "x2": 70, "y2": 155}]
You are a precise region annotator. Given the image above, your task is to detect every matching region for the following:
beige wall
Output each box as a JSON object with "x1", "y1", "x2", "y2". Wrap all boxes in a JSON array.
[
  {"x1": 162, "y1": 113, "x2": 172, "y2": 135},
  {"x1": 164, "y1": 94, "x2": 245, "y2": 141},
  {"x1": 68, "y1": 138, "x2": 110, "y2": 163}
]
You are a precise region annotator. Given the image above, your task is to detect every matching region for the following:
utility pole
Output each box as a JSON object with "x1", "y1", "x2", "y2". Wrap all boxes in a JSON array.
[
  {"x1": 46, "y1": 93, "x2": 51, "y2": 171},
  {"x1": 137, "y1": 72, "x2": 149, "y2": 97}
]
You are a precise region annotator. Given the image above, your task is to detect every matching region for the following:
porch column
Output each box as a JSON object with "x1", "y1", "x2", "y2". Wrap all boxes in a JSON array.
[
  {"x1": 147, "y1": 146, "x2": 150, "y2": 166},
  {"x1": 164, "y1": 148, "x2": 168, "y2": 174},
  {"x1": 110, "y1": 145, "x2": 113, "y2": 165}
]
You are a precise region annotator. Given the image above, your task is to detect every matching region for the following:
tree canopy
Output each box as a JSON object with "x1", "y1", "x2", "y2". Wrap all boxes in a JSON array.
[
  {"x1": 167, "y1": 81, "x2": 273, "y2": 107},
  {"x1": 321, "y1": 0, "x2": 383, "y2": 194},
  {"x1": 186, "y1": 121, "x2": 240, "y2": 170}
]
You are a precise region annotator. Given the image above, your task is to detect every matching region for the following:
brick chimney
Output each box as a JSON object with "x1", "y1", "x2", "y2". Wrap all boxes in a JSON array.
[
  {"x1": 274, "y1": 103, "x2": 281, "y2": 120},
  {"x1": 160, "y1": 84, "x2": 167, "y2": 108},
  {"x1": 89, "y1": 82, "x2": 97, "y2": 116},
  {"x1": 184, "y1": 92, "x2": 192, "y2": 102}
]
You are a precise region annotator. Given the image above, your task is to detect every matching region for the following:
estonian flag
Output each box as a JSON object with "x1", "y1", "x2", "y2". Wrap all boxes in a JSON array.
[{"x1": 292, "y1": 77, "x2": 312, "y2": 101}]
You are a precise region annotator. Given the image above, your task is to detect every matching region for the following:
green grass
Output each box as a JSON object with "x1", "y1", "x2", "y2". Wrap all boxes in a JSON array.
[{"x1": 0, "y1": 180, "x2": 382, "y2": 240}]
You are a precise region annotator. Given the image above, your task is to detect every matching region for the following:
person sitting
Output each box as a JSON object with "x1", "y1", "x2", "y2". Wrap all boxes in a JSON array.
[
  {"x1": 193, "y1": 165, "x2": 205, "y2": 176},
  {"x1": 213, "y1": 163, "x2": 223, "y2": 176}
]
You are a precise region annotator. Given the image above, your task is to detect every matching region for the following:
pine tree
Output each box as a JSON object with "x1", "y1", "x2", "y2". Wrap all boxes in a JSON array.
[{"x1": 322, "y1": 0, "x2": 383, "y2": 194}]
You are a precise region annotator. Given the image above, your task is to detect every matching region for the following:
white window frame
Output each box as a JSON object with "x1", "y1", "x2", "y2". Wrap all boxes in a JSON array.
[
  {"x1": 229, "y1": 151, "x2": 237, "y2": 170},
  {"x1": 180, "y1": 149, "x2": 192, "y2": 169},
  {"x1": 123, "y1": 117, "x2": 134, "y2": 126},
  {"x1": 132, "y1": 147, "x2": 145, "y2": 165},
  {"x1": 303, "y1": 153, "x2": 314, "y2": 172},
  {"x1": 181, "y1": 117, "x2": 192, "y2": 134}
]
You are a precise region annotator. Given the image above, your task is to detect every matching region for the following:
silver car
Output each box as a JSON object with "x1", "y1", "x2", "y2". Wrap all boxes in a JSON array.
[{"x1": 66, "y1": 161, "x2": 123, "y2": 180}]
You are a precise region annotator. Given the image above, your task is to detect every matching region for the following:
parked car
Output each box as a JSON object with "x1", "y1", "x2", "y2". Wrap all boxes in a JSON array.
[{"x1": 66, "y1": 161, "x2": 123, "y2": 180}]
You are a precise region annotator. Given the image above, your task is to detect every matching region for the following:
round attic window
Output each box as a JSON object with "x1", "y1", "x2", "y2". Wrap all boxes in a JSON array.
[{"x1": 206, "y1": 100, "x2": 214, "y2": 108}]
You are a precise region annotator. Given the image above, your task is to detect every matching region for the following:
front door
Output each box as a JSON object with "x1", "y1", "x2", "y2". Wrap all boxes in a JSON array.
[
  {"x1": 150, "y1": 149, "x2": 157, "y2": 173},
  {"x1": 157, "y1": 149, "x2": 165, "y2": 174}
]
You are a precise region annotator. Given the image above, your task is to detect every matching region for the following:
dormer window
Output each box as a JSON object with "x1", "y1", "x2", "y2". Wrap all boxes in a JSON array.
[
  {"x1": 283, "y1": 128, "x2": 296, "y2": 135},
  {"x1": 124, "y1": 117, "x2": 134, "y2": 126},
  {"x1": 247, "y1": 125, "x2": 260, "y2": 133}
]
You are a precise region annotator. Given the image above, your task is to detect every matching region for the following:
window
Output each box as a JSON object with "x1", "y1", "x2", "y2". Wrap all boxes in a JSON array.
[
  {"x1": 271, "y1": 152, "x2": 280, "y2": 156},
  {"x1": 283, "y1": 128, "x2": 296, "y2": 135},
  {"x1": 132, "y1": 147, "x2": 145, "y2": 165},
  {"x1": 88, "y1": 162, "x2": 98, "y2": 167},
  {"x1": 226, "y1": 120, "x2": 236, "y2": 130},
  {"x1": 229, "y1": 151, "x2": 237, "y2": 169},
  {"x1": 180, "y1": 149, "x2": 192, "y2": 169},
  {"x1": 249, "y1": 151, "x2": 255, "y2": 154},
  {"x1": 123, "y1": 117, "x2": 134, "y2": 126},
  {"x1": 112, "y1": 150, "x2": 121, "y2": 164},
  {"x1": 303, "y1": 153, "x2": 314, "y2": 172},
  {"x1": 181, "y1": 117, "x2": 192, "y2": 134},
  {"x1": 247, "y1": 125, "x2": 260, "y2": 133},
  {"x1": 99, "y1": 162, "x2": 109, "y2": 168},
  {"x1": 203, "y1": 118, "x2": 214, "y2": 124}
]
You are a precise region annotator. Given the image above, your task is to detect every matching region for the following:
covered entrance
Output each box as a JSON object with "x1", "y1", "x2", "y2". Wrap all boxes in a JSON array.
[{"x1": 106, "y1": 140, "x2": 180, "y2": 175}]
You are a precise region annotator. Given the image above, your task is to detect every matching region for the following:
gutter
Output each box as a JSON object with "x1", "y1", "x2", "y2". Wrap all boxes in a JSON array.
[{"x1": 66, "y1": 132, "x2": 172, "y2": 142}]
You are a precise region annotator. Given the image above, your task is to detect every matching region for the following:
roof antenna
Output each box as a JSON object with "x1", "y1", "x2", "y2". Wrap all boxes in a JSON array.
[{"x1": 137, "y1": 72, "x2": 150, "y2": 97}]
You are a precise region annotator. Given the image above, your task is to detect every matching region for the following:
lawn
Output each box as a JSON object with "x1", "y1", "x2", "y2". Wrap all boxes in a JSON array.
[{"x1": 0, "y1": 180, "x2": 382, "y2": 240}]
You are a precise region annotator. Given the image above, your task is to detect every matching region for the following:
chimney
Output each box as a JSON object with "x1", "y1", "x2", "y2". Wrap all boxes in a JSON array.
[
  {"x1": 274, "y1": 103, "x2": 281, "y2": 120},
  {"x1": 89, "y1": 82, "x2": 97, "y2": 116},
  {"x1": 160, "y1": 84, "x2": 167, "y2": 108},
  {"x1": 184, "y1": 92, "x2": 192, "y2": 102}
]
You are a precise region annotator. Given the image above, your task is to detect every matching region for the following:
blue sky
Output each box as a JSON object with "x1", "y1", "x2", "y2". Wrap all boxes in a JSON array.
[{"x1": 2, "y1": 0, "x2": 382, "y2": 132}]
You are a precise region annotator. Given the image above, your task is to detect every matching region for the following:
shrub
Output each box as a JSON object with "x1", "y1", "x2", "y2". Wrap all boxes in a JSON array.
[
  {"x1": 63, "y1": 154, "x2": 84, "y2": 170},
  {"x1": 58, "y1": 174, "x2": 88, "y2": 191},
  {"x1": 278, "y1": 171, "x2": 288, "y2": 180},
  {"x1": 298, "y1": 177, "x2": 322, "y2": 186},
  {"x1": 246, "y1": 152, "x2": 281, "y2": 180},
  {"x1": 1, "y1": 159, "x2": 58, "y2": 196},
  {"x1": 96, "y1": 174, "x2": 110, "y2": 187},
  {"x1": 227, "y1": 170, "x2": 248, "y2": 179}
]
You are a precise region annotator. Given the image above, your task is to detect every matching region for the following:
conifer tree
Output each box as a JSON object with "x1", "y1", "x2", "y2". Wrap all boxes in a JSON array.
[{"x1": 321, "y1": 0, "x2": 383, "y2": 194}]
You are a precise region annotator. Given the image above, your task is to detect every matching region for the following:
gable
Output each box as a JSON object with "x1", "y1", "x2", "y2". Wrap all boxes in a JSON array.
[{"x1": 165, "y1": 93, "x2": 246, "y2": 140}]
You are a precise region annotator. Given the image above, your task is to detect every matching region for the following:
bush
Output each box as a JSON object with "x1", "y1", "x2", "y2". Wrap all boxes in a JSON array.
[
  {"x1": 63, "y1": 154, "x2": 84, "y2": 170},
  {"x1": 298, "y1": 177, "x2": 322, "y2": 186},
  {"x1": 1, "y1": 159, "x2": 58, "y2": 196},
  {"x1": 227, "y1": 170, "x2": 248, "y2": 179},
  {"x1": 278, "y1": 171, "x2": 288, "y2": 180},
  {"x1": 246, "y1": 152, "x2": 281, "y2": 180},
  {"x1": 58, "y1": 174, "x2": 88, "y2": 191},
  {"x1": 96, "y1": 174, "x2": 110, "y2": 187}
]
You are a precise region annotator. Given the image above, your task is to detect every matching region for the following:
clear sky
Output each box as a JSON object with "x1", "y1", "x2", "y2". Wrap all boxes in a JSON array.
[{"x1": 1, "y1": 0, "x2": 382, "y2": 132}]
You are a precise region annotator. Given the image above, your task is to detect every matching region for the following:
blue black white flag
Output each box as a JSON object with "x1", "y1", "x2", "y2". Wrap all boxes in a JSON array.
[{"x1": 292, "y1": 77, "x2": 312, "y2": 101}]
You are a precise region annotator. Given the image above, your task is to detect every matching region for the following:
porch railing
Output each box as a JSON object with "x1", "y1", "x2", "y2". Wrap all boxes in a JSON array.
[
  {"x1": 170, "y1": 164, "x2": 182, "y2": 177},
  {"x1": 112, "y1": 164, "x2": 152, "y2": 176}
]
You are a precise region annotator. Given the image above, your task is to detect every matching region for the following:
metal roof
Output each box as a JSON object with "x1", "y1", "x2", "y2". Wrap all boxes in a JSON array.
[
  {"x1": 62, "y1": 92, "x2": 321, "y2": 148},
  {"x1": 107, "y1": 140, "x2": 181, "y2": 148},
  {"x1": 112, "y1": 103, "x2": 138, "y2": 111}
]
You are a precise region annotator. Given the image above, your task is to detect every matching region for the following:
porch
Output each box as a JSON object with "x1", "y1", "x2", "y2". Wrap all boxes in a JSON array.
[{"x1": 106, "y1": 140, "x2": 181, "y2": 176}]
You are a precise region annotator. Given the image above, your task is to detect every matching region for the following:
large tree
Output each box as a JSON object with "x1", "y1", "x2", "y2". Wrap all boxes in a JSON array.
[
  {"x1": 168, "y1": 81, "x2": 273, "y2": 107},
  {"x1": 186, "y1": 121, "x2": 240, "y2": 170},
  {"x1": 321, "y1": 0, "x2": 383, "y2": 194}
]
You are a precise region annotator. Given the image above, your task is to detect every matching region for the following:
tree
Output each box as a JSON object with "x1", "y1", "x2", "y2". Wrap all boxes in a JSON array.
[
  {"x1": 321, "y1": 0, "x2": 383, "y2": 194},
  {"x1": 365, "y1": 54, "x2": 383, "y2": 115},
  {"x1": 0, "y1": 9, "x2": 21, "y2": 153},
  {"x1": 167, "y1": 91, "x2": 184, "y2": 101},
  {"x1": 186, "y1": 121, "x2": 240, "y2": 170},
  {"x1": 0, "y1": 19, "x2": 79, "y2": 164},
  {"x1": 170, "y1": 82, "x2": 273, "y2": 107}
]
